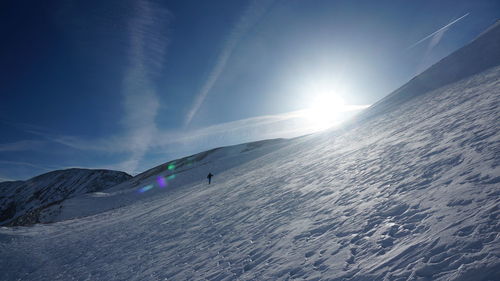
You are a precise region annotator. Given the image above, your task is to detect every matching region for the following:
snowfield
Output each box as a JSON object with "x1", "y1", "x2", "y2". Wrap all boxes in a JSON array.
[{"x1": 1, "y1": 22, "x2": 499, "y2": 281}]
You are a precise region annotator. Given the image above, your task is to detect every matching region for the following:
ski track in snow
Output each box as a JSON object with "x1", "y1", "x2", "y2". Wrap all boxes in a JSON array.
[{"x1": 1, "y1": 70, "x2": 500, "y2": 280}]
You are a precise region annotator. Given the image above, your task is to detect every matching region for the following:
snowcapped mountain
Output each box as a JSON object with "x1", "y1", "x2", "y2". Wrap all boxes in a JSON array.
[
  {"x1": 1, "y1": 22, "x2": 499, "y2": 281},
  {"x1": 354, "y1": 20, "x2": 500, "y2": 124},
  {"x1": 0, "y1": 168, "x2": 131, "y2": 226},
  {"x1": 40, "y1": 138, "x2": 289, "y2": 223}
]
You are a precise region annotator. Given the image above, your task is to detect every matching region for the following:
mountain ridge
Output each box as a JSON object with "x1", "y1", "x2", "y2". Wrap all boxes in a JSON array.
[
  {"x1": 0, "y1": 20, "x2": 499, "y2": 281},
  {"x1": 352, "y1": 19, "x2": 500, "y2": 124},
  {"x1": 0, "y1": 168, "x2": 132, "y2": 226}
]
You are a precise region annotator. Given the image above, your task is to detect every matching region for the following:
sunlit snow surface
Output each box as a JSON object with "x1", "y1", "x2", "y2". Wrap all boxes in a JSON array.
[{"x1": 1, "y1": 64, "x2": 498, "y2": 280}]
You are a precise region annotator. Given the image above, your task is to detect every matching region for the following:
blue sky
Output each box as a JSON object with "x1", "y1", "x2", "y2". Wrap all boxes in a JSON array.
[{"x1": 1, "y1": 0, "x2": 499, "y2": 181}]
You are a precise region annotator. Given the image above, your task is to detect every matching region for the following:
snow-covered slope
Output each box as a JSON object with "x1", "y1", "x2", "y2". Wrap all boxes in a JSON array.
[
  {"x1": 0, "y1": 169, "x2": 131, "y2": 226},
  {"x1": 1, "y1": 23, "x2": 499, "y2": 281},
  {"x1": 354, "y1": 19, "x2": 500, "y2": 124},
  {"x1": 41, "y1": 138, "x2": 288, "y2": 223}
]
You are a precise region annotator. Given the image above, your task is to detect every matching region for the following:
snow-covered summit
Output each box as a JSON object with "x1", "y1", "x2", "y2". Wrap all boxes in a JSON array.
[
  {"x1": 41, "y1": 138, "x2": 289, "y2": 223},
  {"x1": 354, "y1": 19, "x2": 500, "y2": 124},
  {"x1": 0, "y1": 168, "x2": 131, "y2": 226},
  {"x1": 0, "y1": 22, "x2": 499, "y2": 281}
]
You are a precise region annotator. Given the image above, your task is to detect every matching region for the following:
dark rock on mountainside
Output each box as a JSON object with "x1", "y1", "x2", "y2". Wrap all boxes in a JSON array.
[{"x1": 0, "y1": 168, "x2": 132, "y2": 226}]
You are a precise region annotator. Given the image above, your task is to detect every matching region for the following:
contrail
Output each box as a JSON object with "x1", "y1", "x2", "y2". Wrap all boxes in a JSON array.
[
  {"x1": 407, "y1": 13, "x2": 469, "y2": 50},
  {"x1": 121, "y1": 0, "x2": 171, "y2": 173},
  {"x1": 184, "y1": 0, "x2": 275, "y2": 127}
]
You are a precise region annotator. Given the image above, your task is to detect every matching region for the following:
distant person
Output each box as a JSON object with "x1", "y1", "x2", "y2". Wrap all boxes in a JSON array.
[{"x1": 207, "y1": 173, "x2": 214, "y2": 184}]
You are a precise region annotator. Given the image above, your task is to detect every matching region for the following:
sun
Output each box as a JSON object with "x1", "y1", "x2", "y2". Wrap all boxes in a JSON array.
[{"x1": 303, "y1": 94, "x2": 347, "y2": 131}]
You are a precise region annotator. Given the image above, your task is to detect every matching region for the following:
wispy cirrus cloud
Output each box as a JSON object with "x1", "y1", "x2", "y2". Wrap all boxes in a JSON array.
[
  {"x1": 0, "y1": 140, "x2": 45, "y2": 152},
  {"x1": 156, "y1": 105, "x2": 370, "y2": 155},
  {"x1": 4, "y1": 0, "x2": 172, "y2": 175},
  {"x1": 184, "y1": 0, "x2": 275, "y2": 127},
  {"x1": 120, "y1": 0, "x2": 171, "y2": 172},
  {"x1": 33, "y1": 110, "x2": 306, "y2": 156},
  {"x1": 0, "y1": 160, "x2": 60, "y2": 172},
  {"x1": 11, "y1": 102, "x2": 369, "y2": 175}
]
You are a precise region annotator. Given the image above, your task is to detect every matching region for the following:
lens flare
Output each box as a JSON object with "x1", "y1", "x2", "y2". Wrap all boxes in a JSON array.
[
  {"x1": 167, "y1": 174, "x2": 176, "y2": 180},
  {"x1": 138, "y1": 184, "x2": 154, "y2": 193},
  {"x1": 167, "y1": 164, "x2": 175, "y2": 170},
  {"x1": 157, "y1": 176, "x2": 167, "y2": 187}
]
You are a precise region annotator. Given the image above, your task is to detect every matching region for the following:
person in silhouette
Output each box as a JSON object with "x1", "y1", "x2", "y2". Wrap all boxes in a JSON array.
[{"x1": 207, "y1": 172, "x2": 214, "y2": 184}]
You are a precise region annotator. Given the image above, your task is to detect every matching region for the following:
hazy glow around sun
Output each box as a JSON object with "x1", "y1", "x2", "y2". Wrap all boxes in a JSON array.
[
  {"x1": 291, "y1": 74, "x2": 371, "y2": 133},
  {"x1": 305, "y1": 94, "x2": 345, "y2": 131},
  {"x1": 303, "y1": 94, "x2": 347, "y2": 131}
]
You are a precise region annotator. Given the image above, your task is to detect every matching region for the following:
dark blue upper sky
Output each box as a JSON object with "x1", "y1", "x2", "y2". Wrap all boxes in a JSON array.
[{"x1": 1, "y1": 0, "x2": 499, "y2": 181}]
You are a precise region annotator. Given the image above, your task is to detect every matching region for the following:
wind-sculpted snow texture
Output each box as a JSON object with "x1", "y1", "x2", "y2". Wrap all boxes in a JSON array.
[
  {"x1": 1, "y1": 28, "x2": 500, "y2": 281},
  {"x1": 38, "y1": 138, "x2": 289, "y2": 223},
  {"x1": 0, "y1": 169, "x2": 131, "y2": 226},
  {"x1": 1, "y1": 65, "x2": 499, "y2": 280}
]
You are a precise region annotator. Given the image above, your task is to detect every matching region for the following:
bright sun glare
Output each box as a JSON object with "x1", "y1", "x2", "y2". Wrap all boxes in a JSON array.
[{"x1": 303, "y1": 94, "x2": 347, "y2": 132}]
